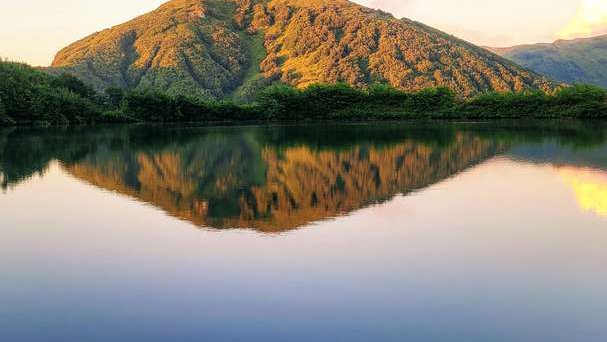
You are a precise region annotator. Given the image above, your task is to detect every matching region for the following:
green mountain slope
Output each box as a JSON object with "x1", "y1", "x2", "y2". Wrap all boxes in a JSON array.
[
  {"x1": 489, "y1": 35, "x2": 607, "y2": 88},
  {"x1": 49, "y1": 0, "x2": 553, "y2": 100}
]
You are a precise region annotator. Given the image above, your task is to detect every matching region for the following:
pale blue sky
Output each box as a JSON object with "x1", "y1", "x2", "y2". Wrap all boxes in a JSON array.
[{"x1": 0, "y1": 0, "x2": 599, "y2": 66}]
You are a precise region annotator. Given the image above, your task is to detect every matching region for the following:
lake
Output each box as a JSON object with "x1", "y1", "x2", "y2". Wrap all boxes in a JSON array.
[{"x1": 1, "y1": 122, "x2": 607, "y2": 341}]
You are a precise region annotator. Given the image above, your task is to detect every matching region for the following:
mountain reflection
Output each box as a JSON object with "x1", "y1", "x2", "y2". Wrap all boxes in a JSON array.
[
  {"x1": 65, "y1": 133, "x2": 502, "y2": 231},
  {"x1": 1, "y1": 123, "x2": 606, "y2": 232}
]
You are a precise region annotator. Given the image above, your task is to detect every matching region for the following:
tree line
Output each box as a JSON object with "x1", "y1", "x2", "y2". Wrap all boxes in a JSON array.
[{"x1": 1, "y1": 60, "x2": 606, "y2": 126}]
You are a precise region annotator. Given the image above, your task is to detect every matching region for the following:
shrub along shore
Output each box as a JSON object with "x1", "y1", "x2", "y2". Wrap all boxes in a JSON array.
[{"x1": 1, "y1": 60, "x2": 607, "y2": 126}]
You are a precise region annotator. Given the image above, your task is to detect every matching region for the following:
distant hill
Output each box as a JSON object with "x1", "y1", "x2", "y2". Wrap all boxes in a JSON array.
[
  {"x1": 488, "y1": 35, "x2": 607, "y2": 88},
  {"x1": 49, "y1": 0, "x2": 552, "y2": 100}
]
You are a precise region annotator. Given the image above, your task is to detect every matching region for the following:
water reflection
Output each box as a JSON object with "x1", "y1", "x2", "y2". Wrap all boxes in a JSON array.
[
  {"x1": 1, "y1": 122, "x2": 607, "y2": 231},
  {"x1": 560, "y1": 168, "x2": 607, "y2": 218}
]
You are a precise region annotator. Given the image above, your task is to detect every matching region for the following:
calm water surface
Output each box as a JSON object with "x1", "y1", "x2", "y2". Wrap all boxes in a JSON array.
[{"x1": 1, "y1": 122, "x2": 607, "y2": 341}]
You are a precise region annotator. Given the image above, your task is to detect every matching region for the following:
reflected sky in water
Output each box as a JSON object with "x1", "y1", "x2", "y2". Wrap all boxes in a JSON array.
[{"x1": 1, "y1": 122, "x2": 607, "y2": 341}]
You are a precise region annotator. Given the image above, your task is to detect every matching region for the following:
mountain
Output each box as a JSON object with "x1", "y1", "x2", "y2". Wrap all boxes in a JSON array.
[
  {"x1": 488, "y1": 35, "x2": 607, "y2": 88},
  {"x1": 49, "y1": 0, "x2": 552, "y2": 100}
]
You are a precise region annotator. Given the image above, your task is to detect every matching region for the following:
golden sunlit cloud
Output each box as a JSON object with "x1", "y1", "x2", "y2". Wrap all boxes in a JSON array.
[
  {"x1": 558, "y1": 0, "x2": 607, "y2": 39},
  {"x1": 560, "y1": 167, "x2": 607, "y2": 219}
]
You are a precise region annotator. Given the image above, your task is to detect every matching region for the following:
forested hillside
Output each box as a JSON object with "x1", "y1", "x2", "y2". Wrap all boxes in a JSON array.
[
  {"x1": 489, "y1": 35, "x2": 607, "y2": 88},
  {"x1": 49, "y1": 0, "x2": 553, "y2": 100}
]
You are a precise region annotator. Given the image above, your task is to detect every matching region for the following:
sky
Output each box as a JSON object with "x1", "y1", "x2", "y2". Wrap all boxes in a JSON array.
[{"x1": 0, "y1": 0, "x2": 605, "y2": 66}]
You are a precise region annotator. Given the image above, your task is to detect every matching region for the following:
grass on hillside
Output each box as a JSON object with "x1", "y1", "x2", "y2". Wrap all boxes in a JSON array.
[{"x1": 230, "y1": 31, "x2": 269, "y2": 102}]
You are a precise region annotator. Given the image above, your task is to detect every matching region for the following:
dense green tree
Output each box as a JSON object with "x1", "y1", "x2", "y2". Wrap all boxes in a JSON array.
[
  {"x1": 0, "y1": 61, "x2": 102, "y2": 125},
  {"x1": 0, "y1": 97, "x2": 13, "y2": 125},
  {"x1": 122, "y1": 89, "x2": 178, "y2": 122},
  {"x1": 257, "y1": 84, "x2": 302, "y2": 119},
  {"x1": 368, "y1": 83, "x2": 408, "y2": 106},
  {"x1": 51, "y1": 73, "x2": 97, "y2": 100},
  {"x1": 0, "y1": 97, "x2": 5, "y2": 117},
  {"x1": 552, "y1": 85, "x2": 607, "y2": 118},
  {"x1": 174, "y1": 94, "x2": 209, "y2": 121},
  {"x1": 105, "y1": 87, "x2": 125, "y2": 109},
  {"x1": 2, "y1": 59, "x2": 607, "y2": 126},
  {"x1": 406, "y1": 87, "x2": 456, "y2": 117}
]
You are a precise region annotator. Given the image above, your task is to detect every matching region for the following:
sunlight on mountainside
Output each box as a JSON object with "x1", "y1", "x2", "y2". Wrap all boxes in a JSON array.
[
  {"x1": 558, "y1": 0, "x2": 607, "y2": 39},
  {"x1": 47, "y1": 0, "x2": 552, "y2": 98},
  {"x1": 560, "y1": 167, "x2": 607, "y2": 219}
]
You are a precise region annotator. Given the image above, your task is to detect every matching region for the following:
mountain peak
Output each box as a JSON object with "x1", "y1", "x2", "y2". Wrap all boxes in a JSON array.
[{"x1": 49, "y1": 0, "x2": 553, "y2": 100}]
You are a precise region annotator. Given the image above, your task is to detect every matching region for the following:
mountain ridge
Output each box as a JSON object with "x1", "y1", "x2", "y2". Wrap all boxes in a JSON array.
[
  {"x1": 49, "y1": 0, "x2": 553, "y2": 100},
  {"x1": 487, "y1": 34, "x2": 607, "y2": 88}
]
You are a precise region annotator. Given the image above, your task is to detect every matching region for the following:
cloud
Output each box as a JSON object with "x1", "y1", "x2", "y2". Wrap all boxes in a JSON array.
[{"x1": 558, "y1": 0, "x2": 607, "y2": 39}]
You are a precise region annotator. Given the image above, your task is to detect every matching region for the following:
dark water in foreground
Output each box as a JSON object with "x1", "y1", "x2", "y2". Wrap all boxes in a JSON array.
[{"x1": 1, "y1": 122, "x2": 607, "y2": 341}]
